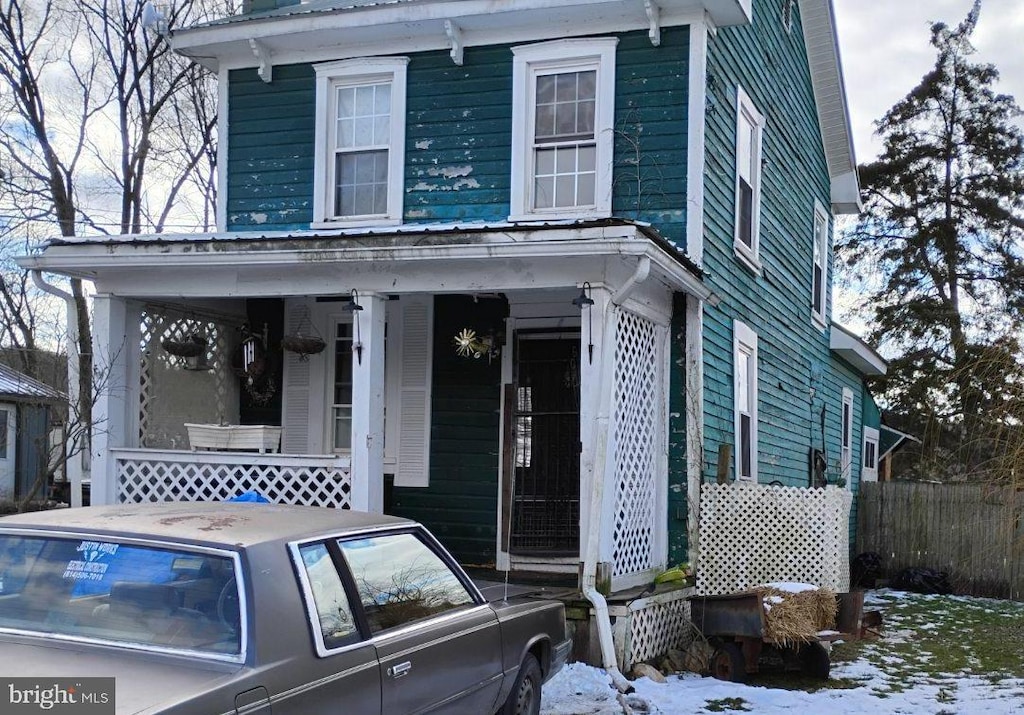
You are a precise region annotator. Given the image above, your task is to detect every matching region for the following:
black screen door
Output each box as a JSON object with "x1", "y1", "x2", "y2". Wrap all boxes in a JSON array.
[{"x1": 509, "y1": 333, "x2": 581, "y2": 556}]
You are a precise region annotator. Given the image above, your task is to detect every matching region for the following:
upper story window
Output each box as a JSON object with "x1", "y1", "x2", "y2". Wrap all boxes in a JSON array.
[
  {"x1": 734, "y1": 86, "x2": 765, "y2": 272},
  {"x1": 510, "y1": 38, "x2": 617, "y2": 221},
  {"x1": 313, "y1": 57, "x2": 409, "y2": 228},
  {"x1": 734, "y1": 320, "x2": 759, "y2": 482},
  {"x1": 812, "y1": 201, "x2": 829, "y2": 326}
]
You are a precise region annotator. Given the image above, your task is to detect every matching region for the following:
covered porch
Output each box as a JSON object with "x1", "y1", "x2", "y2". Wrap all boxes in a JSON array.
[{"x1": 22, "y1": 219, "x2": 711, "y2": 593}]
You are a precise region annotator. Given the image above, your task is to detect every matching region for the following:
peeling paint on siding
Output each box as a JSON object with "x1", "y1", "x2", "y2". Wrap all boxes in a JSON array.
[
  {"x1": 415, "y1": 139, "x2": 434, "y2": 149},
  {"x1": 426, "y1": 165, "x2": 473, "y2": 179}
]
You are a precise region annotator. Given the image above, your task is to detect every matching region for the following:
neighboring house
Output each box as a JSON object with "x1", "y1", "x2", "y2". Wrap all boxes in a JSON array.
[
  {"x1": 0, "y1": 364, "x2": 65, "y2": 502},
  {"x1": 19, "y1": 0, "x2": 883, "y2": 595}
]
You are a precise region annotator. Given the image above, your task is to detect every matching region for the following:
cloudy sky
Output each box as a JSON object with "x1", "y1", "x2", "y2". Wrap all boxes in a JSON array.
[{"x1": 832, "y1": 0, "x2": 1024, "y2": 163}]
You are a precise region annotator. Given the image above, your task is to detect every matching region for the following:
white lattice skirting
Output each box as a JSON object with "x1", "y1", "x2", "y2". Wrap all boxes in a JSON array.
[
  {"x1": 115, "y1": 450, "x2": 353, "y2": 509},
  {"x1": 607, "y1": 587, "x2": 693, "y2": 669},
  {"x1": 697, "y1": 483, "x2": 852, "y2": 595}
]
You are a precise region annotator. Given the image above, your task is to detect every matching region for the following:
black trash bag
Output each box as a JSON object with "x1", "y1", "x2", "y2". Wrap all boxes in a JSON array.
[
  {"x1": 890, "y1": 567, "x2": 952, "y2": 595},
  {"x1": 851, "y1": 551, "x2": 882, "y2": 588}
]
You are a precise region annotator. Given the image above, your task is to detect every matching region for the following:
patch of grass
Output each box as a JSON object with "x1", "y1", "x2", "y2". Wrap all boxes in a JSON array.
[{"x1": 704, "y1": 697, "x2": 750, "y2": 712}]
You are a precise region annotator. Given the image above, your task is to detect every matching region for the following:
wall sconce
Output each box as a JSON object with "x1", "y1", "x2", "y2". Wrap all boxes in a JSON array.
[
  {"x1": 572, "y1": 282, "x2": 595, "y2": 364},
  {"x1": 344, "y1": 289, "x2": 364, "y2": 364}
]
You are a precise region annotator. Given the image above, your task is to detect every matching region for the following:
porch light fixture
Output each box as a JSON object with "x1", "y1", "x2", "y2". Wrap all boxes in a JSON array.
[
  {"x1": 573, "y1": 282, "x2": 595, "y2": 364},
  {"x1": 344, "y1": 289, "x2": 364, "y2": 364}
]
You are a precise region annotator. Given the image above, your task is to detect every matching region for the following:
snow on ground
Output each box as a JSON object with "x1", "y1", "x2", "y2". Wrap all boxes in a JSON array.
[{"x1": 541, "y1": 590, "x2": 1024, "y2": 715}]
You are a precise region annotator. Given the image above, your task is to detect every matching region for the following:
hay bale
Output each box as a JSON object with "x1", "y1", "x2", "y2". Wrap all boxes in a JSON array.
[{"x1": 756, "y1": 583, "x2": 838, "y2": 646}]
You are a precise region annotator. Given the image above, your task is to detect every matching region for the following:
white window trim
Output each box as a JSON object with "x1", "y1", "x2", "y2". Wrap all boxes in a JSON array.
[
  {"x1": 509, "y1": 38, "x2": 617, "y2": 222},
  {"x1": 862, "y1": 426, "x2": 879, "y2": 484},
  {"x1": 811, "y1": 200, "x2": 829, "y2": 327},
  {"x1": 841, "y1": 387, "x2": 854, "y2": 488},
  {"x1": 324, "y1": 313, "x2": 355, "y2": 455},
  {"x1": 733, "y1": 320, "x2": 758, "y2": 483},
  {"x1": 733, "y1": 86, "x2": 765, "y2": 273},
  {"x1": 312, "y1": 57, "x2": 409, "y2": 228}
]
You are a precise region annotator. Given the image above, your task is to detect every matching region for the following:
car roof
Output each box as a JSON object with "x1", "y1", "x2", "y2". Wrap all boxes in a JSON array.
[{"x1": 0, "y1": 502, "x2": 414, "y2": 549}]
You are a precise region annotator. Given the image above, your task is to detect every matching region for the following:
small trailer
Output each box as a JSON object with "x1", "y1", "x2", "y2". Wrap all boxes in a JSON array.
[{"x1": 688, "y1": 590, "x2": 866, "y2": 682}]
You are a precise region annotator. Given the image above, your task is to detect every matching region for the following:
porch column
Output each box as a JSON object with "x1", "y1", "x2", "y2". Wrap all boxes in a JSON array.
[
  {"x1": 580, "y1": 285, "x2": 615, "y2": 581},
  {"x1": 349, "y1": 292, "x2": 386, "y2": 513},
  {"x1": 91, "y1": 294, "x2": 133, "y2": 506}
]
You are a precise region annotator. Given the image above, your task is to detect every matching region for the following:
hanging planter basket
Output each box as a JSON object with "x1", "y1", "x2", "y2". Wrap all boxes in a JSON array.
[
  {"x1": 281, "y1": 335, "x2": 327, "y2": 358},
  {"x1": 161, "y1": 333, "x2": 207, "y2": 359},
  {"x1": 281, "y1": 305, "x2": 327, "y2": 361}
]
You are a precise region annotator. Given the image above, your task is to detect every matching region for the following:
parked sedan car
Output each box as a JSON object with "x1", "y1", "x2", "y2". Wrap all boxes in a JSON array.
[{"x1": 0, "y1": 502, "x2": 570, "y2": 714}]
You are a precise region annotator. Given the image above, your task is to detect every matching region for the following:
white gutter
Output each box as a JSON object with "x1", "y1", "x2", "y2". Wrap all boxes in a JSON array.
[
  {"x1": 582, "y1": 255, "x2": 651, "y2": 693},
  {"x1": 30, "y1": 271, "x2": 84, "y2": 509}
]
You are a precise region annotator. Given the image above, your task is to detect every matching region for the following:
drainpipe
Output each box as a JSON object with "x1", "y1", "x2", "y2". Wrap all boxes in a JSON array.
[
  {"x1": 30, "y1": 271, "x2": 84, "y2": 509},
  {"x1": 581, "y1": 255, "x2": 650, "y2": 693}
]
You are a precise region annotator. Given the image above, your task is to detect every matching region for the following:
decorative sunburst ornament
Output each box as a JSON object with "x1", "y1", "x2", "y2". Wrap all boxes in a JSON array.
[{"x1": 453, "y1": 328, "x2": 499, "y2": 361}]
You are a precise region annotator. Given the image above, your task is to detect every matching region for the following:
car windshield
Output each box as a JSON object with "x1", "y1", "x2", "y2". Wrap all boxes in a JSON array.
[{"x1": 0, "y1": 533, "x2": 241, "y2": 657}]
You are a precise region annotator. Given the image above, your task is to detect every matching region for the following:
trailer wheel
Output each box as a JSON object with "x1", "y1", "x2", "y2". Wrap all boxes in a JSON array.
[
  {"x1": 799, "y1": 642, "x2": 830, "y2": 680},
  {"x1": 710, "y1": 642, "x2": 747, "y2": 683}
]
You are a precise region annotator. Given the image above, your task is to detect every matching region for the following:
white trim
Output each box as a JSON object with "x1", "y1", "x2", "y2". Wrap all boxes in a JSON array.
[
  {"x1": 216, "y1": 66, "x2": 229, "y2": 232},
  {"x1": 686, "y1": 19, "x2": 708, "y2": 267},
  {"x1": 509, "y1": 38, "x2": 617, "y2": 222},
  {"x1": 733, "y1": 85, "x2": 765, "y2": 273},
  {"x1": 811, "y1": 200, "x2": 828, "y2": 327},
  {"x1": 732, "y1": 320, "x2": 758, "y2": 483},
  {"x1": 0, "y1": 404, "x2": 15, "y2": 498},
  {"x1": 861, "y1": 426, "x2": 879, "y2": 484},
  {"x1": 312, "y1": 57, "x2": 409, "y2": 228},
  {"x1": 830, "y1": 323, "x2": 887, "y2": 376},
  {"x1": 841, "y1": 387, "x2": 853, "y2": 489},
  {"x1": 684, "y1": 293, "x2": 704, "y2": 566}
]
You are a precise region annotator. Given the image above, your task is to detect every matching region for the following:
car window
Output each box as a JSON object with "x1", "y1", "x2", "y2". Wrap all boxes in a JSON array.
[
  {"x1": 0, "y1": 534, "x2": 241, "y2": 657},
  {"x1": 297, "y1": 543, "x2": 358, "y2": 649},
  {"x1": 338, "y1": 532, "x2": 474, "y2": 633}
]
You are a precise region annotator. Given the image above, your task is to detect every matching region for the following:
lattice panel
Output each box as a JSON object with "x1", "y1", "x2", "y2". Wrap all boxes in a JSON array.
[
  {"x1": 696, "y1": 483, "x2": 852, "y2": 595},
  {"x1": 610, "y1": 310, "x2": 663, "y2": 579},
  {"x1": 117, "y1": 457, "x2": 352, "y2": 509},
  {"x1": 139, "y1": 308, "x2": 237, "y2": 449},
  {"x1": 624, "y1": 593, "x2": 692, "y2": 666}
]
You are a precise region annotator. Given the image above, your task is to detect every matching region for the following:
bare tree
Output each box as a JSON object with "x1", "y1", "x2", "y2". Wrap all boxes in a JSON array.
[{"x1": 0, "y1": 0, "x2": 224, "y2": 500}]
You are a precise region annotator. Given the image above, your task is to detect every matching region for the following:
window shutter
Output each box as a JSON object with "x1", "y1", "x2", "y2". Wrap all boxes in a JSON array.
[
  {"x1": 390, "y1": 295, "x2": 433, "y2": 487},
  {"x1": 281, "y1": 299, "x2": 312, "y2": 453}
]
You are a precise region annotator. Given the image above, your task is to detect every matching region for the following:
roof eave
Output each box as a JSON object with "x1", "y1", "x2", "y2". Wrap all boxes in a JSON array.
[{"x1": 830, "y1": 322, "x2": 886, "y2": 377}]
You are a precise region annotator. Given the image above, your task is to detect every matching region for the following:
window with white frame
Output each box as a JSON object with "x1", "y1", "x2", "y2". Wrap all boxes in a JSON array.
[
  {"x1": 328, "y1": 320, "x2": 355, "y2": 452},
  {"x1": 733, "y1": 321, "x2": 759, "y2": 482},
  {"x1": 510, "y1": 38, "x2": 617, "y2": 221},
  {"x1": 862, "y1": 426, "x2": 879, "y2": 483},
  {"x1": 841, "y1": 388, "x2": 853, "y2": 486},
  {"x1": 313, "y1": 58, "x2": 408, "y2": 227},
  {"x1": 812, "y1": 202, "x2": 829, "y2": 325},
  {"x1": 734, "y1": 87, "x2": 765, "y2": 269}
]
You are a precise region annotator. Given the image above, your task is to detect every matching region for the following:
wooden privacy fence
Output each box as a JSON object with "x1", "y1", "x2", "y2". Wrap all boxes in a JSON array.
[{"x1": 858, "y1": 482, "x2": 1024, "y2": 600}]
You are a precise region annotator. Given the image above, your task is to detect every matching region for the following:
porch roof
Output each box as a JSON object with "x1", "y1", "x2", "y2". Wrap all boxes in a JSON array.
[
  {"x1": 0, "y1": 363, "x2": 65, "y2": 403},
  {"x1": 18, "y1": 219, "x2": 714, "y2": 302}
]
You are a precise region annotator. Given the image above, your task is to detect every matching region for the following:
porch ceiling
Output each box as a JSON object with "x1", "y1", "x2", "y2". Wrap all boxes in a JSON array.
[{"x1": 17, "y1": 219, "x2": 713, "y2": 303}]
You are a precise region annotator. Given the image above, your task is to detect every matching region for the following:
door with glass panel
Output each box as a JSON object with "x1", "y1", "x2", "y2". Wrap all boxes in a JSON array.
[{"x1": 328, "y1": 321, "x2": 354, "y2": 453}]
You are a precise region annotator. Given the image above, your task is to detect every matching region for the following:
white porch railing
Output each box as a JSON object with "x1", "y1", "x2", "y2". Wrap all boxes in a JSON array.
[{"x1": 113, "y1": 449, "x2": 355, "y2": 510}]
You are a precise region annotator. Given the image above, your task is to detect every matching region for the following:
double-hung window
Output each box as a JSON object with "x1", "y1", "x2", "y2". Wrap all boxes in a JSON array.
[
  {"x1": 862, "y1": 426, "x2": 879, "y2": 483},
  {"x1": 313, "y1": 58, "x2": 408, "y2": 227},
  {"x1": 812, "y1": 202, "x2": 829, "y2": 325},
  {"x1": 510, "y1": 38, "x2": 617, "y2": 221},
  {"x1": 733, "y1": 321, "x2": 759, "y2": 482},
  {"x1": 841, "y1": 387, "x2": 854, "y2": 486},
  {"x1": 734, "y1": 87, "x2": 765, "y2": 270}
]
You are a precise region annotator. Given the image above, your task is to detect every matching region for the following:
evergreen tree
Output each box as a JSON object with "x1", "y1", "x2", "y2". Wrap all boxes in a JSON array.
[{"x1": 840, "y1": 1, "x2": 1024, "y2": 479}]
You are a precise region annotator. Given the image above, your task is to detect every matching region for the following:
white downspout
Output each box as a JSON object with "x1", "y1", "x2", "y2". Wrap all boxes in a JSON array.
[
  {"x1": 30, "y1": 270, "x2": 84, "y2": 508},
  {"x1": 581, "y1": 256, "x2": 650, "y2": 693}
]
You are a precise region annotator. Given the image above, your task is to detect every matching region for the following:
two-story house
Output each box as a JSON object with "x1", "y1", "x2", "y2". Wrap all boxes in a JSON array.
[{"x1": 19, "y1": 0, "x2": 885, "y2": 668}]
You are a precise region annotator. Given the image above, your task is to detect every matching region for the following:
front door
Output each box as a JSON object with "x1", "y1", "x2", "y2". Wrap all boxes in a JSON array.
[{"x1": 507, "y1": 333, "x2": 581, "y2": 556}]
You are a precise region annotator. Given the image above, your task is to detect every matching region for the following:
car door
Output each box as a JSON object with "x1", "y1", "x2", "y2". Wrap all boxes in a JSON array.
[
  {"x1": 285, "y1": 541, "x2": 381, "y2": 714},
  {"x1": 337, "y1": 530, "x2": 504, "y2": 715}
]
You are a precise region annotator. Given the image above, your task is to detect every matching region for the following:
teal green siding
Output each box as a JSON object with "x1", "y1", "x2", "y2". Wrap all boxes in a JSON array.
[
  {"x1": 862, "y1": 390, "x2": 881, "y2": 430},
  {"x1": 388, "y1": 295, "x2": 506, "y2": 564},
  {"x1": 701, "y1": 0, "x2": 840, "y2": 490},
  {"x1": 226, "y1": 30, "x2": 689, "y2": 232},
  {"x1": 667, "y1": 293, "x2": 689, "y2": 564},
  {"x1": 827, "y1": 355, "x2": 866, "y2": 543}
]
